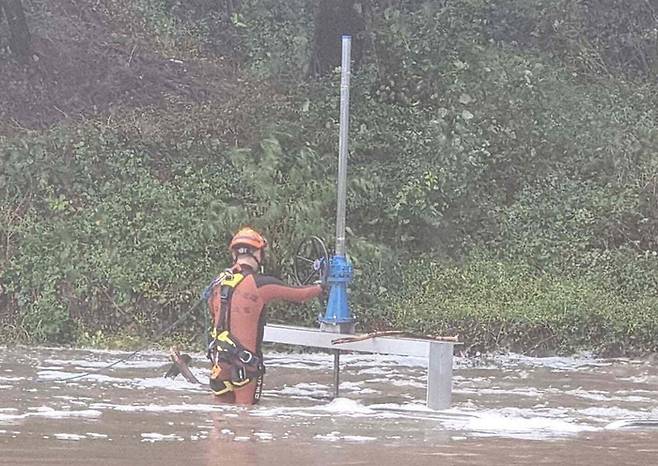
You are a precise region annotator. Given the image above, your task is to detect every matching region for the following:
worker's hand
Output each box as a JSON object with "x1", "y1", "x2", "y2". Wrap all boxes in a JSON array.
[{"x1": 313, "y1": 279, "x2": 328, "y2": 292}]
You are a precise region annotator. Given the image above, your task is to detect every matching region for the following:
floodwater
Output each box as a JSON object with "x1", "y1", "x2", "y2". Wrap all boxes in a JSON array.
[{"x1": 0, "y1": 345, "x2": 656, "y2": 466}]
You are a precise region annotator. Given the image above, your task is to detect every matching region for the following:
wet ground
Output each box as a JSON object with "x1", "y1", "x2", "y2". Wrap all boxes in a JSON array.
[{"x1": 1, "y1": 345, "x2": 657, "y2": 465}]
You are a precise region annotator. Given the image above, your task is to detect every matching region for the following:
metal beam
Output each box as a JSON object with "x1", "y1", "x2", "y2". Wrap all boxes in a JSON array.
[
  {"x1": 264, "y1": 324, "x2": 436, "y2": 357},
  {"x1": 263, "y1": 324, "x2": 457, "y2": 409},
  {"x1": 427, "y1": 341, "x2": 454, "y2": 409}
]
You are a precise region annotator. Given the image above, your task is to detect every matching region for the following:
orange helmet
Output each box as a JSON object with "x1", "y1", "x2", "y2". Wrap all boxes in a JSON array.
[{"x1": 229, "y1": 227, "x2": 268, "y2": 252}]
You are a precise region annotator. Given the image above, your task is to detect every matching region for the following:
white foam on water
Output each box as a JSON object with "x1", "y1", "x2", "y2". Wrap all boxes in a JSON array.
[
  {"x1": 579, "y1": 406, "x2": 654, "y2": 419},
  {"x1": 0, "y1": 376, "x2": 24, "y2": 382},
  {"x1": 130, "y1": 376, "x2": 205, "y2": 392},
  {"x1": 319, "y1": 398, "x2": 378, "y2": 414},
  {"x1": 45, "y1": 358, "x2": 167, "y2": 370},
  {"x1": 619, "y1": 374, "x2": 658, "y2": 384},
  {"x1": 252, "y1": 397, "x2": 392, "y2": 420},
  {"x1": 340, "y1": 354, "x2": 427, "y2": 369},
  {"x1": 0, "y1": 385, "x2": 12, "y2": 389},
  {"x1": 604, "y1": 419, "x2": 658, "y2": 430},
  {"x1": 0, "y1": 407, "x2": 102, "y2": 424},
  {"x1": 254, "y1": 432, "x2": 273, "y2": 441},
  {"x1": 7, "y1": 347, "x2": 655, "y2": 443},
  {"x1": 604, "y1": 419, "x2": 634, "y2": 430},
  {"x1": 437, "y1": 407, "x2": 597, "y2": 439},
  {"x1": 616, "y1": 389, "x2": 657, "y2": 395},
  {"x1": 366, "y1": 402, "x2": 599, "y2": 439},
  {"x1": 361, "y1": 377, "x2": 398, "y2": 386},
  {"x1": 369, "y1": 401, "x2": 437, "y2": 415},
  {"x1": 338, "y1": 381, "x2": 363, "y2": 391},
  {"x1": 313, "y1": 431, "x2": 377, "y2": 442},
  {"x1": 30, "y1": 345, "x2": 134, "y2": 355},
  {"x1": 38, "y1": 347, "x2": 172, "y2": 362},
  {"x1": 85, "y1": 432, "x2": 109, "y2": 439},
  {"x1": 90, "y1": 402, "x2": 241, "y2": 414},
  {"x1": 339, "y1": 381, "x2": 380, "y2": 394},
  {"x1": 265, "y1": 361, "x2": 329, "y2": 371},
  {"x1": 37, "y1": 370, "x2": 132, "y2": 383},
  {"x1": 490, "y1": 352, "x2": 610, "y2": 371},
  {"x1": 39, "y1": 369, "x2": 205, "y2": 393},
  {"x1": 141, "y1": 432, "x2": 184, "y2": 442},
  {"x1": 455, "y1": 386, "x2": 545, "y2": 398},
  {"x1": 563, "y1": 388, "x2": 655, "y2": 404},
  {"x1": 263, "y1": 354, "x2": 331, "y2": 371},
  {"x1": 342, "y1": 435, "x2": 377, "y2": 442},
  {"x1": 314, "y1": 431, "x2": 341, "y2": 441},
  {"x1": 265, "y1": 351, "x2": 427, "y2": 370},
  {"x1": 53, "y1": 433, "x2": 86, "y2": 441},
  {"x1": 356, "y1": 367, "x2": 395, "y2": 376},
  {"x1": 564, "y1": 388, "x2": 614, "y2": 401},
  {"x1": 272, "y1": 382, "x2": 330, "y2": 398},
  {"x1": 52, "y1": 396, "x2": 95, "y2": 401},
  {"x1": 390, "y1": 378, "x2": 426, "y2": 388}
]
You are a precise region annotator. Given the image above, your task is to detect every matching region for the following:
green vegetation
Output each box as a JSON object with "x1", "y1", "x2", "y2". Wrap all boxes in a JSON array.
[{"x1": 1, "y1": 0, "x2": 656, "y2": 355}]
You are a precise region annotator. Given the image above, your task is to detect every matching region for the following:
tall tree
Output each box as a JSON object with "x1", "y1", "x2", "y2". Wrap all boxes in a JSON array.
[
  {"x1": 311, "y1": 0, "x2": 365, "y2": 76},
  {"x1": 0, "y1": 0, "x2": 31, "y2": 60}
]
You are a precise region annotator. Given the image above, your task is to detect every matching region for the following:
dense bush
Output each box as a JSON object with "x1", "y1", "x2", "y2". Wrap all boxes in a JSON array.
[
  {"x1": 382, "y1": 255, "x2": 658, "y2": 355},
  {"x1": 0, "y1": 0, "x2": 656, "y2": 354}
]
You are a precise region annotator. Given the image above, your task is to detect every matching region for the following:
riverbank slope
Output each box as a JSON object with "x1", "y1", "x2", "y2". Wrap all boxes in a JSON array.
[{"x1": 1, "y1": 0, "x2": 656, "y2": 355}]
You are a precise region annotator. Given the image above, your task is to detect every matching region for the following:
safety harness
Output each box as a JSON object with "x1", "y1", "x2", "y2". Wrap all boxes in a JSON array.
[{"x1": 206, "y1": 270, "x2": 265, "y2": 398}]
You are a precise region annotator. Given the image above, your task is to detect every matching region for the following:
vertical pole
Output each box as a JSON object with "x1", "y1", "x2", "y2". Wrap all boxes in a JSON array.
[
  {"x1": 322, "y1": 35, "x2": 354, "y2": 333},
  {"x1": 335, "y1": 35, "x2": 351, "y2": 256},
  {"x1": 426, "y1": 342, "x2": 453, "y2": 410},
  {"x1": 333, "y1": 350, "x2": 340, "y2": 398}
]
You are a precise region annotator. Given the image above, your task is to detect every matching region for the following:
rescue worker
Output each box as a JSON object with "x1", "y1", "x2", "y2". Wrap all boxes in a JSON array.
[{"x1": 206, "y1": 227, "x2": 324, "y2": 404}]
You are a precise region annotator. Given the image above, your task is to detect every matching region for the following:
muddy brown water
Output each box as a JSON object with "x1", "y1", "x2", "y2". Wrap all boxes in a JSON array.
[{"x1": 1, "y1": 346, "x2": 656, "y2": 465}]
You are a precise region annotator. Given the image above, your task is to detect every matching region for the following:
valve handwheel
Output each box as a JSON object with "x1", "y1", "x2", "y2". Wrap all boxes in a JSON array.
[{"x1": 293, "y1": 236, "x2": 329, "y2": 286}]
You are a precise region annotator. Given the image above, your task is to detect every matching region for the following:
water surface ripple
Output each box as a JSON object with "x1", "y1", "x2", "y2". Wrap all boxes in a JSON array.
[{"x1": 0, "y1": 346, "x2": 656, "y2": 465}]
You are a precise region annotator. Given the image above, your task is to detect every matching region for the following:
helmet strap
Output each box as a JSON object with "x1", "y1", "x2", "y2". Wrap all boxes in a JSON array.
[{"x1": 233, "y1": 249, "x2": 262, "y2": 269}]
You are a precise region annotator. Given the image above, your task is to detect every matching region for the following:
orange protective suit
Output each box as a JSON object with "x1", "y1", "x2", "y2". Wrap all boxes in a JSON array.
[{"x1": 207, "y1": 263, "x2": 322, "y2": 404}]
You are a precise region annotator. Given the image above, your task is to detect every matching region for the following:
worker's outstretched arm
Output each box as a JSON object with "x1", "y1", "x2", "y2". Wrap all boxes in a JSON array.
[{"x1": 255, "y1": 275, "x2": 323, "y2": 304}]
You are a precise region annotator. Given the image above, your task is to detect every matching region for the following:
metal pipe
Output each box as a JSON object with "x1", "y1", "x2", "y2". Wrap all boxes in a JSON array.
[
  {"x1": 333, "y1": 349, "x2": 340, "y2": 398},
  {"x1": 335, "y1": 35, "x2": 351, "y2": 256}
]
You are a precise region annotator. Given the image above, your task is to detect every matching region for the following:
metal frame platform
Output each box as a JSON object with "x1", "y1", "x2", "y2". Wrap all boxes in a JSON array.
[{"x1": 263, "y1": 324, "x2": 457, "y2": 409}]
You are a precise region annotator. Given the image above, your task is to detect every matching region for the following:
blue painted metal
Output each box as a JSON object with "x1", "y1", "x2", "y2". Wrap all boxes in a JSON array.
[{"x1": 322, "y1": 254, "x2": 353, "y2": 324}]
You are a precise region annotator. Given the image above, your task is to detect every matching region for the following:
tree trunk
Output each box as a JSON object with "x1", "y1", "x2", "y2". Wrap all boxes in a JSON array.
[
  {"x1": 0, "y1": 0, "x2": 31, "y2": 60},
  {"x1": 310, "y1": 0, "x2": 365, "y2": 77}
]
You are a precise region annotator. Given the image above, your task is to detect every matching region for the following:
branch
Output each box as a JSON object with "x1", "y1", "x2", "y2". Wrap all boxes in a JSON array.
[{"x1": 332, "y1": 330, "x2": 460, "y2": 345}]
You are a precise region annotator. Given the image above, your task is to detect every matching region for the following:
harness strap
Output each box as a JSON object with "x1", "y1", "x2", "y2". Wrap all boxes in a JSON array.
[
  {"x1": 254, "y1": 374, "x2": 264, "y2": 402},
  {"x1": 209, "y1": 330, "x2": 263, "y2": 369},
  {"x1": 215, "y1": 271, "x2": 245, "y2": 331},
  {"x1": 208, "y1": 329, "x2": 265, "y2": 395},
  {"x1": 205, "y1": 270, "x2": 263, "y2": 398}
]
